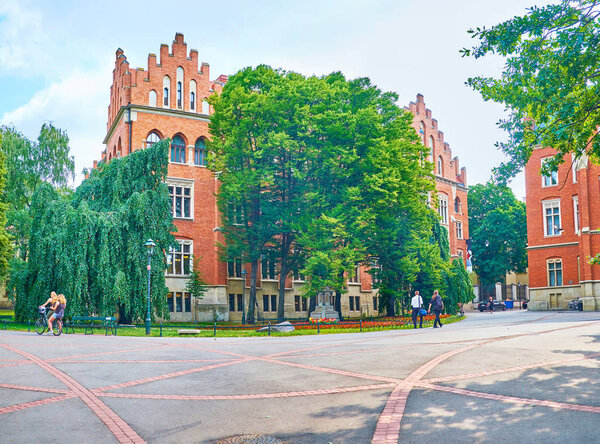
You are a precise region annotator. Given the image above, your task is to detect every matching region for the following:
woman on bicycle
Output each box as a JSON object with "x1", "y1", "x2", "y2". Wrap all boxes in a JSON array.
[
  {"x1": 47, "y1": 294, "x2": 66, "y2": 335},
  {"x1": 40, "y1": 292, "x2": 58, "y2": 310}
]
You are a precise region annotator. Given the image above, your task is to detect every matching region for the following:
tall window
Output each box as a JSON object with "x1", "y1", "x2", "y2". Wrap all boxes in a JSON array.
[
  {"x1": 168, "y1": 183, "x2": 192, "y2": 219},
  {"x1": 189, "y1": 80, "x2": 197, "y2": 111},
  {"x1": 294, "y1": 295, "x2": 308, "y2": 312},
  {"x1": 349, "y1": 296, "x2": 360, "y2": 312},
  {"x1": 454, "y1": 197, "x2": 461, "y2": 214},
  {"x1": 543, "y1": 200, "x2": 561, "y2": 236},
  {"x1": 262, "y1": 256, "x2": 277, "y2": 280},
  {"x1": 542, "y1": 157, "x2": 558, "y2": 187},
  {"x1": 176, "y1": 67, "x2": 184, "y2": 109},
  {"x1": 419, "y1": 121, "x2": 425, "y2": 144},
  {"x1": 348, "y1": 266, "x2": 360, "y2": 283},
  {"x1": 194, "y1": 138, "x2": 207, "y2": 166},
  {"x1": 171, "y1": 135, "x2": 186, "y2": 163},
  {"x1": 573, "y1": 196, "x2": 579, "y2": 234},
  {"x1": 547, "y1": 259, "x2": 563, "y2": 287},
  {"x1": 167, "y1": 241, "x2": 192, "y2": 276},
  {"x1": 429, "y1": 136, "x2": 434, "y2": 159},
  {"x1": 456, "y1": 221, "x2": 463, "y2": 239},
  {"x1": 202, "y1": 99, "x2": 210, "y2": 115},
  {"x1": 263, "y1": 295, "x2": 277, "y2": 312},
  {"x1": 167, "y1": 292, "x2": 191, "y2": 313},
  {"x1": 149, "y1": 90, "x2": 157, "y2": 107},
  {"x1": 437, "y1": 156, "x2": 443, "y2": 175},
  {"x1": 227, "y1": 259, "x2": 242, "y2": 278},
  {"x1": 163, "y1": 76, "x2": 170, "y2": 107},
  {"x1": 146, "y1": 131, "x2": 161, "y2": 148},
  {"x1": 438, "y1": 194, "x2": 449, "y2": 224}
]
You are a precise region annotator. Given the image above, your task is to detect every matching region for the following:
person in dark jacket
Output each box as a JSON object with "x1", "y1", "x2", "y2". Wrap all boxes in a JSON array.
[
  {"x1": 428, "y1": 290, "x2": 444, "y2": 328},
  {"x1": 487, "y1": 296, "x2": 494, "y2": 314}
]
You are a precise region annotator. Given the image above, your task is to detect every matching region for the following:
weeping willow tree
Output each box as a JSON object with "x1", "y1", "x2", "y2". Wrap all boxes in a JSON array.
[{"x1": 14, "y1": 141, "x2": 175, "y2": 322}]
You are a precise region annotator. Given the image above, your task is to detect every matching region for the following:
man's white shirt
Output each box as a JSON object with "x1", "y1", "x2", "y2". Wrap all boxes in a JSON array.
[{"x1": 411, "y1": 295, "x2": 423, "y2": 308}]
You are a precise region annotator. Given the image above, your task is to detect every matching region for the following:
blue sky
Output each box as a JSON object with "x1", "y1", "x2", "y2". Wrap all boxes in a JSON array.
[{"x1": 0, "y1": 0, "x2": 537, "y2": 197}]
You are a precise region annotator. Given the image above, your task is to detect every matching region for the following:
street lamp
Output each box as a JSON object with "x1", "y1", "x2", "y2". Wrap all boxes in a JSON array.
[
  {"x1": 145, "y1": 239, "x2": 156, "y2": 335},
  {"x1": 241, "y1": 268, "x2": 247, "y2": 325}
]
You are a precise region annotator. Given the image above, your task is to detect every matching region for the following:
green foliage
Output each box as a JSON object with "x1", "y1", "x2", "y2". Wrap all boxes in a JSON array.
[
  {"x1": 468, "y1": 182, "x2": 528, "y2": 285},
  {"x1": 13, "y1": 141, "x2": 175, "y2": 322},
  {"x1": 444, "y1": 258, "x2": 476, "y2": 312},
  {"x1": 462, "y1": 1, "x2": 600, "y2": 182},
  {"x1": 185, "y1": 257, "x2": 208, "y2": 303},
  {"x1": 0, "y1": 140, "x2": 12, "y2": 282}
]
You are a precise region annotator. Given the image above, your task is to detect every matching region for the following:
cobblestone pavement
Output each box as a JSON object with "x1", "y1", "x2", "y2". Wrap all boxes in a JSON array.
[{"x1": 1, "y1": 311, "x2": 599, "y2": 443}]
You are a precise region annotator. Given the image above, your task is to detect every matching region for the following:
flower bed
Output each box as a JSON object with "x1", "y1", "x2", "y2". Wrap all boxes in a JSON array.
[{"x1": 290, "y1": 314, "x2": 452, "y2": 330}]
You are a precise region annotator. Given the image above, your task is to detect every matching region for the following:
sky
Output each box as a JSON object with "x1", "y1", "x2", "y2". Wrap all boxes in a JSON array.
[{"x1": 0, "y1": 0, "x2": 538, "y2": 199}]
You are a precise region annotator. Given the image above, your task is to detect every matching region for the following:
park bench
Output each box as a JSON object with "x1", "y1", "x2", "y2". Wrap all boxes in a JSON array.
[
  {"x1": 0, "y1": 315, "x2": 12, "y2": 330},
  {"x1": 68, "y1": 316, "x2": 117, "y2": 336},
  {"x1": 177, "y1": 329, "x2": 201, "y2": 335}
]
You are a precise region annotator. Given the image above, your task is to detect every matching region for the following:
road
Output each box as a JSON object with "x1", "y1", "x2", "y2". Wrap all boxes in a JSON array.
[{"x1": 1, "y1": 310, "x2": 599, "y2": 444}]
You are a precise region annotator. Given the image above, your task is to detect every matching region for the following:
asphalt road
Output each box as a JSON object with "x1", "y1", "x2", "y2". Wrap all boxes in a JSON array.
[{"x1": 1, "y1": 310, "x2": 599, "y2": 444}]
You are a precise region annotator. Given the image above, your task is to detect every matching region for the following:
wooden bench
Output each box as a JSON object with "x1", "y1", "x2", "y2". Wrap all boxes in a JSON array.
[{"x1": 68, "y1": 316, "x2": 117, "y2": 336}]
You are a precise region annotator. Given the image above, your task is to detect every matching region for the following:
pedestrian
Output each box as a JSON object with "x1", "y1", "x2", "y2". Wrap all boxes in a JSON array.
[
  {"x1": 428, "y1": 290, "x2": 444, "y2": 328},
  {"x1": 411, "y1": 291, "x2": 424, "y2": 329},
  {"x1": 47, "y1": 294, "x2": 66, "y2": 335},
  {"x1": 487, "y1": 296, "x2": 494, "y2": 314}
]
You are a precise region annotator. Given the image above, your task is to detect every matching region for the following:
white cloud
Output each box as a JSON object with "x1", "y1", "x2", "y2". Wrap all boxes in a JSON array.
[
  {"x1": 0, "y1": 2, "x2": 46, "y2": 73},
  {"x1": 1, "y1": 66, "x2": 112, "y2": 185}
]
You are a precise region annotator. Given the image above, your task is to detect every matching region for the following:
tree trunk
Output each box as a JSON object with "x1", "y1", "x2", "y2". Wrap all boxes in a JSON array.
[
  {"x1": 277, "y1": 234, "x2": 291, "y2": 322},
  {"x1": 247, "y1": 259, "x2": 258, "y2": 324}
]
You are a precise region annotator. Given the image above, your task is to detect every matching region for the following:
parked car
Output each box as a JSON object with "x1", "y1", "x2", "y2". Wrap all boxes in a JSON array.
[{"x1": 477, "y1": 300, "x2": 507, "y2": 312}]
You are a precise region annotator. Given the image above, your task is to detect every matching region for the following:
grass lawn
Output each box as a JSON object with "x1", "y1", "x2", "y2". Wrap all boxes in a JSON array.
[{"x1": 1, "y1": 315, "x2": 465, "y2": 337}]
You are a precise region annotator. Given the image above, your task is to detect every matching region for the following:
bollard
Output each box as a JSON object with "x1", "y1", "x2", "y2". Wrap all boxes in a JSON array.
[
  {"x1": 160, "y1": 323, "x2": 163, "y2": 337},
  {"x1": 214, "y1": 322, "x2": 217, "y2": 336},
  {"x1": 28, "y1": 320, "x2": 30, "y2": 332},
  {"x1": 317, "y1": 323, "x2": 320, "y2": 334},
  {"x1": 360, "y1": 319, "x2": 363, "y2": 332},
  {"x1": 268, "y1": 322, "x2": 271, "y2": 336}
]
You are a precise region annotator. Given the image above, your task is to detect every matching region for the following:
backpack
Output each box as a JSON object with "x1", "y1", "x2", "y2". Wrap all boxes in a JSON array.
[{"x1": 433, "y1": 295, "x2": 443, "y2": 310}]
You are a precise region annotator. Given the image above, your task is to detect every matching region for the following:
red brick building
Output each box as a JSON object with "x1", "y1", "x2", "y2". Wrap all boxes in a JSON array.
[
  {"x1": 407, "y1": 95, "x2": 470, "y2": 261},
  {"x1": 101, "y1": 35, "x2": 470, "y2": 321},
  {"x1": 525, "y1": 147, "x2": 600, "y2": 310}
]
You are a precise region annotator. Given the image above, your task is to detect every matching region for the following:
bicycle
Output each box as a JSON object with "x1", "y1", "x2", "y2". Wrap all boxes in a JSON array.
[{"x1": 35, "y1": 306, "x2": 61, "y2": 336}]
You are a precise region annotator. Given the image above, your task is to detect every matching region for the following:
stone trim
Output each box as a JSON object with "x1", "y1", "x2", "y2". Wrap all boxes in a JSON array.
[
  {"x1": 527, "y1": 242, "x2": 579, "y2": 250},
  {"x1": 434, "y1": 174, "x2": 468, "y2": 191}
]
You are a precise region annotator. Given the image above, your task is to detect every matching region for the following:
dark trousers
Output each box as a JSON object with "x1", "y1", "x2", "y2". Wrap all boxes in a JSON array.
[
  {"x1": 411, "y1": 308, "x2": 423, "y2": 328},
  {"x1": 433, "y1": 309, "x2": 442, "y2": 327}
]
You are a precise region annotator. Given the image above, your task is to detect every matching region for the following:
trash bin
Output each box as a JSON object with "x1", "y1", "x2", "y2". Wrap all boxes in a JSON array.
[
  {"x1": 578, "y1": 301, "x2": 583, "y2": 311},
  {"x1": 504, "y1": 300, "x2": 514, "y2": 309}
]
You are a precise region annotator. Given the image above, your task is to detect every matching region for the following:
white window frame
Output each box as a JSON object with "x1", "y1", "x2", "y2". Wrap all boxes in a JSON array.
[
  {"x1": 148, "y1": 90, "x2": 157, "y2": 107},
  {"x1": 541, "y1": 157, "x2": 558, "y2": 187},
  {"x1": 201, "y1": 99, "x2": 210, "y2": 115},
  {"x1": 189, "y1": 80, "x2": 197, "y2": 111},
  {"x1": 547, "y1": 258, "x2": 563, "y2": 287},
  {"x1": 438, "y1": 194, "x2": 449, "y2": 225},
  {"x1": 167, "y1": 240, "x2": 192, "y2": 277},
  {"x1": 167, "y1": 177, "x2": 194, "y2": 220},
  {"x1": 261, "y1": 256, "x2": 278, "y2": 281},
  {"x1": 163, "y1": 76, "x2": 171, "y2": 108},
  {"x1": 456, "y1": 221, "x2": 463, "y2": 239},
  {"x1": 543, "y1": 199, "x2": 561, "y2": 237},
  {"x1": 573, "y1": 195, "x2": 579, "y2": 234},
  {"x1": 146, "y1": 131, "x2": 161, "y2": 148}
]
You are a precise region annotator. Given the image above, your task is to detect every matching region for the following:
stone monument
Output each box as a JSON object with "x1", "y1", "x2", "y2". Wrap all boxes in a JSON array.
[{"x1": 309, "y1": 287, "x2": 339, "y2": 320}]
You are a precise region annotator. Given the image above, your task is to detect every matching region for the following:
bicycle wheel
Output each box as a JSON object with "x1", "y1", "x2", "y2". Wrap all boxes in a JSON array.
[
  {"x1": 34, "y1": 317, "x2": 46, "y2": 335},
  {"x1": 52, "y1": 319, "x2": 61, "y2": 336}
]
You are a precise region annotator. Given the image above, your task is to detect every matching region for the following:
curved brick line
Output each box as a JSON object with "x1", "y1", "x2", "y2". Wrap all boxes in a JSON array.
[
  {"x1": 418, "y1": 383, "x2": 600, "y2": 413},
  {"x1": 1, "y1": 344, "x2": 145, "y2": 444},
  {"x1": 97, "y1": 383, "x2": 396, "y2": 401},
  {"x1": 0, "y1": 393, "x2": 76, "y2": 415},
  {"x1": 0, "y1": 361, "x2": 32, "y2": 369},
  {"x1": 423, "y1": 352, "x2": 600, "y2": 384},
  {"x1": 95, "y1": 358, "x2": 254, "y2": 393},
  {"x1": 0, "y1": 383, "x2": 70, "y2": 394}
]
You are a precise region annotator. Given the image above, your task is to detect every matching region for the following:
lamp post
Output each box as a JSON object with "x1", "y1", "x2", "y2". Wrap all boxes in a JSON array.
[
  {"x1": 241, "y1": 268, "x2": 247, "y2": 325},
  {"x1": 145, "y1": 239, "x2": 156, "y2": 335}
]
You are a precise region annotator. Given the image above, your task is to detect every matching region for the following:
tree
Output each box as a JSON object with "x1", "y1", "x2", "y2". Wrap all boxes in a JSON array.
[
  {"x1": 185, "y1": 257, "x2": 208, "y2": 322},
  {"x1": 462, "y1": 1, "x2": 600, "y2": 182},
  {"x1": 0, "y1": 134, "x2": 13, "y2": 283},
  {"x1": 13, "y1": 141, "x2": 175, "y2": 322},
  {"x1": 468, "y1": 182, "x2": 527, "y2": 285}
]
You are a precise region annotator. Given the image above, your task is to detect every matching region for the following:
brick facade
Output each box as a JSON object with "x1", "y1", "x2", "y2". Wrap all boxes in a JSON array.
[
  {"x1": 407, "y1": 95, "x2": 469, "y2": 262},
  {"x1": 525, "y1": 146, "x2": 600, "y2": 310},
  {"x1": 101, "y1": 35, "x2": 470, "y2": 322}
]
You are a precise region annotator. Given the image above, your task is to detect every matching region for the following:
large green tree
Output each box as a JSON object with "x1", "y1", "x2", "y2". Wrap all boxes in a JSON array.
[
  {"x1": 13, "y1": 141, "x2": 174, "y2": 322},
  {"x1": 468, "y1": 182, "x2": 528, "y2": 285},
  {"x1": 462, "y1": 0, "x2": 600, "y2": 182},
  {"x1": 0, "y1": 133, "x2": 13, "y2": 282}
]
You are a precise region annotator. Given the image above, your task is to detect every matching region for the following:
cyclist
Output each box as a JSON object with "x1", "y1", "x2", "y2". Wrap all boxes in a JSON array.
[
  {"x1": 47, "y1": 294, "x2": 66, "y2": 335},
  {"x1": 40, "y1": 291, "x2": 58, "y2": 311}
]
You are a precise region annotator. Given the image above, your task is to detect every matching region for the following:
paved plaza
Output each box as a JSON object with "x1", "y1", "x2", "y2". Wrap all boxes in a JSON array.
[{"x1": 1, "y1": 311, "x2": 599, "y2": 443}]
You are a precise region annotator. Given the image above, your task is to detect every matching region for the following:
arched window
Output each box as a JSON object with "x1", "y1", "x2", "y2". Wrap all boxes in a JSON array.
[
  {"x1": 201, "y1": 99, "x2": 209, "y2": 115},
  {"x1": 454, "y1": 197, "x2": 461, "y2": 214},
  {"x1": 438, "y1": 194, "x2": 449, "y2": 224},
  {"x1": 189, "y1": 80, "x2": 197, "y2": 111},
  {"x1": 419, "y1": 121, "x2": 425, "y2": 144},
  {"x1": 117, "y1": 137, "x2": 122, "y2": 157},
  {"x1": 163, "y1": 76, "x2": 171, "y2": 107},
  {"x1": 171, "y1": 135, "x2": 186, "y2": 163},
  {"x1": 429, "y1": 136, "x2": 434, "y2": 159},
  {"x1": 437, "y1": 156, "x2": 443, "y2": 176},
  {"x1": 148, "y1": 90, "x2": 157, "y2": 107},
  {"x1": 194, "y1": 138, "x2": 207, "y2": 166},
  {"x1": 146, "y1": 131, "x2": 161, "y2": 148},
  {"x1": 176, "y1": 67, "x2": 184, "y2": 109}
]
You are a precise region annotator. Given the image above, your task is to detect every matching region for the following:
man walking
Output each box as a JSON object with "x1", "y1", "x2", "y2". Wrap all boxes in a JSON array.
[
  {"x1": 411, "y1": 291, "x2": 424, "y2": 329},
  {"x1": 428, "y1": 290, "x2": 444, "y2": 328}
]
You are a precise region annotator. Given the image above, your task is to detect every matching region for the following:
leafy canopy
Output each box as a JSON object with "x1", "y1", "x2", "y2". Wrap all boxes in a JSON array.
[{"x1": 462, "y1": 0, "x2": 600, "y2": 182}]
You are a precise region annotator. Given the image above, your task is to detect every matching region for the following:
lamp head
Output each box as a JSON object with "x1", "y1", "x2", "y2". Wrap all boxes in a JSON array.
[{"x1": 145, "y1": 239, "x2": 156, "y2": 256}]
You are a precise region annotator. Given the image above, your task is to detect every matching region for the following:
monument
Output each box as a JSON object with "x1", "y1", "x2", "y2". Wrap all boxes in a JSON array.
[{"x1": 309, "y1": 287, "x2": 339, "y2": 320}]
